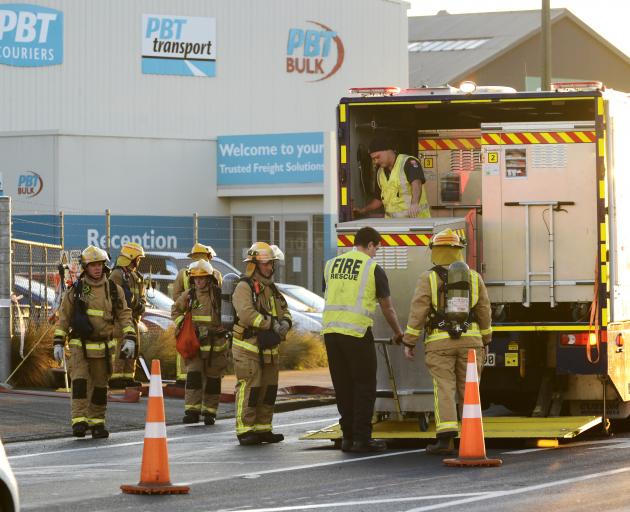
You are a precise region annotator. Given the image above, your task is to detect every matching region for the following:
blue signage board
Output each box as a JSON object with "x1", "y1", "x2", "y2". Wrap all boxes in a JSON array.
[
  {"x1": 0, "y1": 3, "x2": 63, "y2": 67},
  {"x1": 217, "y1": 132, "x2": 324, "y2": 186}
]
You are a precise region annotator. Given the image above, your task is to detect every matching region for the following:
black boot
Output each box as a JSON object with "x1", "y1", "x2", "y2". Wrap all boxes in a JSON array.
[
  {"x1": 203, "y1": 413, "x2": 216, "y2": 426},
  {"x1": 350, "y1": 439, "x2": 387, "y2": 453},
  {"x1": 341, "y1": 437, "x2": 353, "y2": 452},
  {"x1": 258, "y1": 431, "x2": 284, "y2": 444},
  {"x1": 426, "y1": 435, "x2": 456, "y2": 455},
  {"x1": 183, "y1": 411, "x2": 200, "y2": 424},
  {"x1": 108, "y1": 378, "x2": 126, "y2": 390},
  {"x1": 91, "y1": 425, "x2": 110, "y2": 439},
  {"x1": 238, "y1": 432, "x2": 262, "y2": 446},
  {"x1": 72, "y1": 421, "x2": 88, "y2": 438}
]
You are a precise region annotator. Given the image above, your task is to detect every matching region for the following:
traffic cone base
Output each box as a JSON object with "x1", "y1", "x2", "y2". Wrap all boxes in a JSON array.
[
  {"x1": 121, "y1": 359, "x2": 190, "y2": 495},
  {"x1": 443, "y1": 349, "x2": 502, "y2": 468}
]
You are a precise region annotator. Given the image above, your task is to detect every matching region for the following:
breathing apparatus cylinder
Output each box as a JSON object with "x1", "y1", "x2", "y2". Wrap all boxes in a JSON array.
[
  {"x1": 445, "y1": 261, "x2": 471, "y2": 333},
  {"x1": 221, "y1": 273, "x2": 240, "y2": 331}
]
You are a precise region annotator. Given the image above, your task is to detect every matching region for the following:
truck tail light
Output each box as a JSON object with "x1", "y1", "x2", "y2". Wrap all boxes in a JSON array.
[{"x1": 560, "y1": 332, "x2": 606, "y2": 346}]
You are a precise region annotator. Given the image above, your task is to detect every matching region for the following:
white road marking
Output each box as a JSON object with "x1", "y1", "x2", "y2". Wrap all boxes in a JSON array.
[
  {"x1": 502, "y1": 437, "x2": 629, "y2": 455},
  {"x1": 216, "y1": 493, "x2": 491, "y2": 512},
  {"x1": 183, "y1": 449, "x2": 428, "y2": 486},
  {"x1": 8, "y1": 417, "x2": 338, "y2": 460},
  {"x1": 403, "y1": 465, "x2": 630, "y2": 511}
]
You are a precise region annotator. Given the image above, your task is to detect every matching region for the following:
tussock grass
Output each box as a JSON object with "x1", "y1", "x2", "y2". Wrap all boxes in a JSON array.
[
  {"x1": 279, "y1": 329, "x2": 327, "y2": 370},
  {"x1": 140, "y1": 326, "x2": 178, "y2": 380},
  {"x1": 10, "y1": 322, "x2": 56, "y2": 388}
]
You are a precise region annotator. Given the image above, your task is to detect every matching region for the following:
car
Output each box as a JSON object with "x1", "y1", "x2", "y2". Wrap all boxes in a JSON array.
[{"x1": 0, "y1": 436, "x2": 19, "y2": 512}]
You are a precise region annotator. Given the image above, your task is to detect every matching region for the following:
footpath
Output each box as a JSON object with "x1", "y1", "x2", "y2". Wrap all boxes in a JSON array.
[{"x1": 0, "y1": 367, "x2": 334, "y2": 443}]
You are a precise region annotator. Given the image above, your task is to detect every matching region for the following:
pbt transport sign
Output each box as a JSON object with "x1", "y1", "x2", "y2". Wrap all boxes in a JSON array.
[
  {"x1": 0, "y1": 3, "x2": 62, "y2": 67},
  {"x1": 142, "y1": 14, "x2": 216, "y2": 77}
]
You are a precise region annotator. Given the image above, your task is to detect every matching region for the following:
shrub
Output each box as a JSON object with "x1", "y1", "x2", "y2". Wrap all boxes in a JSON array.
[
  {"x1": 279, "y1": 329, "x2": 327, "y2": 370},
  {"x1": 10, "y1": 322, "x2": 56, "y2": 388},
  {"x1": 140, "y1": 326, "x2": 178, "y2": 380}
]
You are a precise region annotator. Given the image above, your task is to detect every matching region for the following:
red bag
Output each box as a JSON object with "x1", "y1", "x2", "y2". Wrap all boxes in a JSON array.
[{"x1": 176, "y1": 312, "x2": 200, "y2": 359}]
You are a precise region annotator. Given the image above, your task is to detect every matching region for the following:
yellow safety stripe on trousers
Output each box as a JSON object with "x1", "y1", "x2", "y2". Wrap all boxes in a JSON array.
[
  {"x1": 176, "y1": 354, "x2": 187, "y2": 380},
  {"x1": 232, "y1": 337, "x2": 279, "y2": 355},
  {"x1": 432, "y1": 378, "x2": 441, "y2": 428},
  {"x1": 175, "y1": 315, "x2": 185, "y2": 326},
  {"x1": 122, "y1": 325, "x2": 135, "y2": 334},
  {"x1": 480, "y1": 327, "x2": 493, "y2": 336},
  {"x1": 200, "y1": 341, "x2": 229, "y2": 352},
  {"x1": 425, "y1": 326, "x2": 481, "y2": 343},
  {"x1": 185, "y1": 404, "x2": 202, "y2": 412},
  {"x1": 54, "y1": 328, "x2": 66, "y2": 337},
  {"x1": 253, "y1": 314, "x2": 264, "y2": 328},
  {"x1": 236, "y1": 378, "x2": 253, "y2": 435},
  {"x1": 405, "y1": 325, "x2": 421, "y2": 336},
  {"x1": 86, "y1": 309, "x2": 104, "y2": 317},
  {"x1": 254, "y1": 424, "x2": 272, "y2": 432},
  {"x1": 72, "y1": 416, "x2": 88, "y2": 425},
  {"x1": 87, "y1": 418, "x2": 105, "y2": 426},
  {"x1": 436, "y1": 421, "x2": 459, "y2": 433},
  {"x1": 202, "y1": 406, "x2": 217, "y2": 414},
  {"x1": 69, "y1": 339, "x2": 117, "y2": 350},
  {"x1": 192, "y1": 315, "x2": 212, "y2": 322}
]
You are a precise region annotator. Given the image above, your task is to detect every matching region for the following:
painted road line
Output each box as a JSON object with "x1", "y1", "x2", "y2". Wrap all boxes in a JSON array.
[
  {"x1": 502, "y1": 437, "x2": 627, "y2": 455},
  {"x1": 217, "y1": 493, "x2": 493, "y2": 512},
  {"x1": 8, "y1": 417, "x2": 338, "y2": 460},
  {"x1": 183, "y1": 449, "x2": 429, "y2": 486},
  {"x1": 402, "y1": 465, "x2": 630, "y2": 512}
]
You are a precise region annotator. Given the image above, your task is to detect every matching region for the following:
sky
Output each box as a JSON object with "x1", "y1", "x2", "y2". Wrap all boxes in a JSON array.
[{"x1": 407, "y1": 0, "x2": 630, "y2": 58}]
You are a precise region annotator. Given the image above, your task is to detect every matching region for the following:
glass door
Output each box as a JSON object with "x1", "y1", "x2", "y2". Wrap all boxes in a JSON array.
[
  {"x1": 283, "y1": 217, "x2": 311, "y2": 290},
  {"x1": 253, "y1": 217, "x2": 283, "y2": 281}
]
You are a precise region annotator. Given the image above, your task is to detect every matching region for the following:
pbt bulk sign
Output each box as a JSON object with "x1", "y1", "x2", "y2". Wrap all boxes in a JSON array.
[
  {"x1": 0, "y1": 3, "x2": 62, "y2": 66},
  {"x1": 142, "y1": 14, "x2": 216, "y2": 77}
]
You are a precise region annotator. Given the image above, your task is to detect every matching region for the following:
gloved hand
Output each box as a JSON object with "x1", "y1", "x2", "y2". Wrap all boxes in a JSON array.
[
  {"x1": 273, "y1": 320, "x2": 291, "y2": 339},
  {"x1": 120, "y1": 339, "x2": 136, "y2": 359},
  {"x1": 53, "y1": 344, "x2": 65, "y2": 363}
]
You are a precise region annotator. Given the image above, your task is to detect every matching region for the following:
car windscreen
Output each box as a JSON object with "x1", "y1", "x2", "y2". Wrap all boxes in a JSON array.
[
  {"x1": 278, "y1": 284, "x2": 324, "y2": 312},
  {"x1": 146, "y1": 288, "x2": 174, "y2": 311}
]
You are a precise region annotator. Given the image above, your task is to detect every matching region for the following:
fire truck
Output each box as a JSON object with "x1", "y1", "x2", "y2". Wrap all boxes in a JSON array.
[{"x1": 304, "y1": 82, "x2": 630, "y2": 442}]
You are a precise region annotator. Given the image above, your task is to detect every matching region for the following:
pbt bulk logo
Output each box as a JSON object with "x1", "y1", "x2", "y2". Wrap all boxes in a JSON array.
[
  {"x1": 0, "y1": 3, "x2": 63, "y2": 67},
  {"x1": 286, "y1": 21, "x2": 344, "y2": 81},
  {"x1": 17, "y1": 171, "x2": 43, "y2": 197}
]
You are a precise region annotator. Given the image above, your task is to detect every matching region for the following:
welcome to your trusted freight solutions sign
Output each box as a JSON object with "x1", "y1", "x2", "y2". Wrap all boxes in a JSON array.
[
  {"x1": 0, "y1": 3, "x2": 62, "y2": 67},
  {"x1": 217, "y1": 132, "x2": 324, "y2": 194}
]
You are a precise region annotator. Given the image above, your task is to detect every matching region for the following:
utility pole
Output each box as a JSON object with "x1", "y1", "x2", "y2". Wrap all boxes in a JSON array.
[{"x1": 541, "y1": 0, "x2": 552, "y2": 90}]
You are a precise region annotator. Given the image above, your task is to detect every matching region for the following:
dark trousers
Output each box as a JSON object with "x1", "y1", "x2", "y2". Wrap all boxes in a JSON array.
[{"x1": 324, "y1": 331, "x2": 376, "y2": 442}]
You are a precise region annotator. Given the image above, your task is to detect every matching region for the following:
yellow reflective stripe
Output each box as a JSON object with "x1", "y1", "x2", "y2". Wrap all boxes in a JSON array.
[
  {"x1": 88, "y1": 418, "x2": 105, "y2": 426},
  {"x1": 213, "y1": 341, "x2": 229, "y2": 351},
  {"x1": 492, "y1": 325, "x2": 595, "y2": 332},
  {"x1": 192, "y1": 315, "x2": 212, "y2": 322},
  {"x1": 429, "y1": 272, "x2": 438, "y2": 308},
  {"x1": 122, "y1": 326, "x2": 135, "y2": 334},
  {"x1": 432, "y1": 378, "x2": 440, "y2": 427},
  {"x1": 175, "y1": 315, "x2": 185, "y2": 326},
  {"x1": 480, "y1": 327, "x2": 493, "y2": 336},
  {"x1": 68, "y1": 339, "x2": 116, "y2": 350},
  {"x1": 185, "y1": 404, "x2": 202, "y2": 412},
  {"x1": 471, "y1": 271, "x2": 479, "y2": 307},
  {"x1": 253, "y1": 314, "x2": 264, "y2": 328},
  {"x1": 54, "y1": 329, "x2": 66, "y2": 337},
  {"x1": 425, "y1": 325, "x2": 481, "y2": 343},
  {"x1": 236, "y1": 378, "x2": 251, "y2": 434},
  {"x1": 110, "y1": 373, "x2": 125, "y2": 379},
  {"x1": 436, "y1": 421, "x2": 459, "y2": 433},
  {"x1": 72, "y1": 416, "x2": 88, "y2": 425},
  {"x1": 232, "y1": 338, "x2": 278, "y2": 355},
  {"x1": 254, "y1": 424, "x2": 272, "y2": 432},
  {"x1": 405, "y1": 325, "x2": 421, "y2": 336},
  {"x1": 202, "y1": 406, "x2": 217, "y2": 413},
  {"x1": 86, "y1": 309, "x2": 104, "y2": 317}
]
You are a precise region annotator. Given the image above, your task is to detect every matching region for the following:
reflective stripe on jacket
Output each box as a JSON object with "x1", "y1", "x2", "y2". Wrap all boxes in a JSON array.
[
  {"x1": 321, "y1": 250, "x2": 377, "y2": 338},
  {"x1": 377, "y1": 154, "x2": 430, "y2": 218}
]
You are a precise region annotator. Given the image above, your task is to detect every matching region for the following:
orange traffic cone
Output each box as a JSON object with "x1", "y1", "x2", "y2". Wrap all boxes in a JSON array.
[
  {"x1": 121, "y1": 360, "x2": 190, "y2": 494},
  {"x1": 443, "y1": 349, "x2": 502, "y2": 468}
]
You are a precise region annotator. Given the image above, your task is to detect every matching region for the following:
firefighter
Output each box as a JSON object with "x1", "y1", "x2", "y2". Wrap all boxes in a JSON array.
[
  {"x1": 109, "y1": 242, "x2": 146, "y2": 389},
  {"x1": 353, "y1": 131, "x2": 430, "y2": 219},
  {"x1": 322, "y1": 226, "x2": 404, "y2": 453},
  {"x1": 232, "y1": 242, "x2": 291, "y2": 446},
  {"x1": 402, "y1": 229, "x2": 492, "y2": 454},
  {"x1": 53, "y1": 246, "x2": 136, "y2": 439},
  {"x1": 172, "y1": 242, "x2": 222, "y2": 386},
  {"x1": 172, "y1": 259, "x2": 228, "y2": 425}
]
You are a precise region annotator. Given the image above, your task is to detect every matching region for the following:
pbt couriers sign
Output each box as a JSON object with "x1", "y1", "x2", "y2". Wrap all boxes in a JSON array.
[
  {"x1": 142, "y1": 14, "x2": 216, "y2": 77},
  {"x1": 0, "y1": 3, "x2": 63, "y2": 67}
]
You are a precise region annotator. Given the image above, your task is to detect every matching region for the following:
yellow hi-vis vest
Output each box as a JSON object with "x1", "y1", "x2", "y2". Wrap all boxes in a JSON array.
[
  {"x1": 425, "y1": 268, "x2": 481, "y2": 343},
  {"x1": 377, "y1": 154, "x2": 430, "y2": 219},
  {"x1": 322, "y1": 250, "x2": 377, "y2": 338}
]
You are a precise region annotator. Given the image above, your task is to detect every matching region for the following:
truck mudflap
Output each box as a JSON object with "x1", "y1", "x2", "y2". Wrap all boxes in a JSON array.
[{"x1": 300, "y1": 416, "x2": 602, "y2": 441}]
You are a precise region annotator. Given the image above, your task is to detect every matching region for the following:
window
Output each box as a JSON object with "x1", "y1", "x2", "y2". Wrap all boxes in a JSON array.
[{"x1": 408, "y1": 38, "x2": 490, "y2": 52}]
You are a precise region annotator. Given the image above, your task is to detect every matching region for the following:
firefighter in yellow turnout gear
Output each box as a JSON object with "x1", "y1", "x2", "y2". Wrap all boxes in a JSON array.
[
  {"x1": 172, "y1": 259, "x2": 228, "y2": 425},
  {"x1": 232, "y1": 242, "x2": 292, "y2": 446},
  {"x1": 172, "y1": 243, "x2": 222, "y2": 385},
  {"x1": 353, "y1": 132, "x2": 430, "y2": 219},
  {"x1": 403, "y1": 229, "x2": 492, "y2": 454},
  {"x1": 109, "y1": 242, "x2": 146, "y2": 389},
  {"x1": 53, "y1": 246, "x2": 135, "y2": 439}
]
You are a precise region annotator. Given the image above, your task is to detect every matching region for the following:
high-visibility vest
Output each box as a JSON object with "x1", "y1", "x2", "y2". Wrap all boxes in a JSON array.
[
  {"x1": 322, "y1": 250, "x2": 377, "y2": 338},
  {"x1": 425, "y1": 268, "x2": 481, "y2": 343},
  {"x1": 377, "y1": 154, "x2": 430, "y2": 218}
]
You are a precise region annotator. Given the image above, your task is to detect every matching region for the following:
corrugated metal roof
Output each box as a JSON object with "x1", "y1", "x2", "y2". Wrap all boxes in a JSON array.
[{"x1": 408, "y1": 9, "x2": 566, "y2": 86}]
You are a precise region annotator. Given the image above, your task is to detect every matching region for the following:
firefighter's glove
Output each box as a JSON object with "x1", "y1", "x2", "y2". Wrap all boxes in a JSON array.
[
  {"x1": 53, "y1": 344, "x2": 65, "y2": 363},
  {"x1": 120, "y1": 339, "x2": 136, "y2": 359},
  {"x1": 273, "y1": 319, "x2": 291, "y2": 339}
]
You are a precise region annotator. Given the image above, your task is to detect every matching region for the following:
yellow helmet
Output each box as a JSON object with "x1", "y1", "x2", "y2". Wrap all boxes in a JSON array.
[
  {"x1": 243, "y1": 242, "x2": 277, "y2": 263},
  {"x1": 188, "y1": 242, "x2": 216, "y2": 260},
  {"x1": 188, "y1": 259, "x2": 214, "y2": 277},
  {"x1": 429, "y1": 229, "x2": 465, "y2": 249},
  {"x1": 270, "y1": 245, "x2": 285, "y2": 262},
  {"x1": 116, "y1": 242, "x2": 145, "y2": 267},
  {"x1": 81, "y1": 246, "x2": 109, "y2": 266}
]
